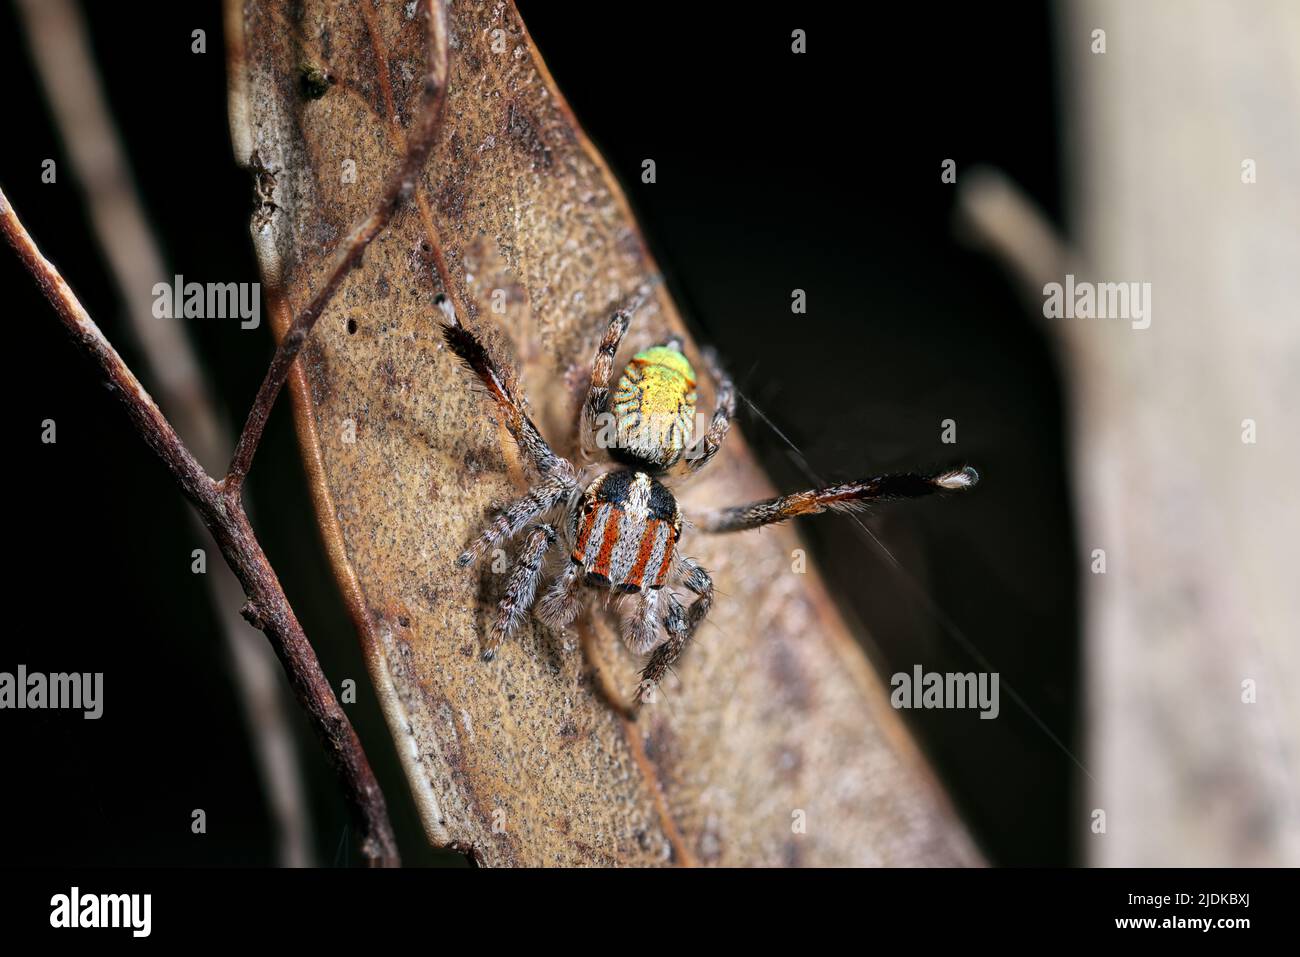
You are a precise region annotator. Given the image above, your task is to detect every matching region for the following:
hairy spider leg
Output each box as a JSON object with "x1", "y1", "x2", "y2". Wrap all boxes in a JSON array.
[
  {"x1": 685, "y1": 346, "x2": 735, "y2": 474},
  {"x1": 435, "y1": 293, "x2": 575, "y2": 482},
  {"x1": 483, "y1": 524, "x2": 557, "y2": 661},
  {"x1": 694, "y1": 465, "x2": 980, "y2": 533},
  {"x1": 536, "y1": 559, "x2": 584, "y2": 628},
  {"x1": 580, "y1": 291, "x2": 650, "y2": 460},
  {"x1": 636, "y1": 556, "x2": 714, "y2": 703},
  {"x1": 621, "y1": 586, "x2": 663, "y2": 655},
  {"x1": 435, "y1": 293, "x2": 579, "y2": 569},
  {"x1": 455, "y1": 472, "x2": 575, "y2": 568}
]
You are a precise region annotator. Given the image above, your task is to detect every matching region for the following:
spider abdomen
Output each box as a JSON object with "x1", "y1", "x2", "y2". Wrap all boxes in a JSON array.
[
  {"x1": 572, "y1": 469, "x2": 681, "y2": 593},
  {"x1": 610, "y1": 345, "x2": 697, "y2": 470}
]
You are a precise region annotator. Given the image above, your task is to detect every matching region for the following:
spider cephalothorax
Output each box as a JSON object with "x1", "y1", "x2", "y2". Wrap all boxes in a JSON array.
[{"x1": 436, "y1": 290, "x2": 978, "y2": 704}]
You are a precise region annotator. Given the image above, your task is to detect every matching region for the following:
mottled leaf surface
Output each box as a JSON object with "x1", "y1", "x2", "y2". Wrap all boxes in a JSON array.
[{"x1": 227, "y1": 0, "x2": 977, "y2": 866}]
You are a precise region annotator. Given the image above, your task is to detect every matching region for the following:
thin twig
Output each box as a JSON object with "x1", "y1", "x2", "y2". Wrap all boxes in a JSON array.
[
  {"x1": 0, "y1": 187, "x2": 399, "y2": 866},
  {"x1": 16, "y1": 0, "x2": 315, "y2": 867},
  {"x1": 224, "y1": 0, "x2": 449, "y2": 492},
  {"x1": 3, "y1": 0, "x2": 450, "y2": 866}
]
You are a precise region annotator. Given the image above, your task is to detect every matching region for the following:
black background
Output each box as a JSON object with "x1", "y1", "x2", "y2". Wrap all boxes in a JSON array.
[{"x1": 0, "y1": 1, "x2": 1077, "y2": 866}]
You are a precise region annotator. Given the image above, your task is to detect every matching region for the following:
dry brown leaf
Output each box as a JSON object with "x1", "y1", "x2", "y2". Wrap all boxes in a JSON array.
[{"x1": 226, "y1": 0, "x2": 979, "y2": 866}]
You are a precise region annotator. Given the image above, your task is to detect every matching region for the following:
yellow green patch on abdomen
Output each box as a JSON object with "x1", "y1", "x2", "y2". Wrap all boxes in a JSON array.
[{"x1": 611, "y1": 345, "x2": 697, "y2": 470}]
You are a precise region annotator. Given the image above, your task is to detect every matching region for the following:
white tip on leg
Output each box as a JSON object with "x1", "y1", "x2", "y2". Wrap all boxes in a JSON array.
[
  {"x1": 935, "y1": 465, "x2": 980, "y2": 490},
  {"x1": 433, "y1": 292, "x2": 458, "y2": 326}
]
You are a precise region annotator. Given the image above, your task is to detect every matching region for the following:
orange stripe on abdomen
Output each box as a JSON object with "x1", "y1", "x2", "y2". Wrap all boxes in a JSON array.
[
  {"x1": 652, "y1": 527, "x2": 677, "y2": 588},
  {"x1": 573, "y1": 508, "x2": 599, "y2": 562},
  {"x1": 592, "y1": 508, "x2": 622, "y2": 579},
  {"x1": 625, "y1": 519, "x2": 661, "y2": 589}
]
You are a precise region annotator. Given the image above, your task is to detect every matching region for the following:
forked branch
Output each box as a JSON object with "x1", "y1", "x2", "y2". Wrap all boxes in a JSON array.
[{"x1": 0, "y1": 0, "x2": 450, "y2": 867}]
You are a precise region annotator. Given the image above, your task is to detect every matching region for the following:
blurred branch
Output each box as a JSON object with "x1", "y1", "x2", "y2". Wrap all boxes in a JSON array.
[
  {"x1": 15, "y1": 0, "x2": 313, "y2": 867},
  {"x1": 953, "y1": 166, "x2": 1098, "y2": 371},
  {"x1": 954, "y1": 166, "x2": 1077, "y2": 309},
  {"x1": 1056, "y1": 0, "x2": 1300, "y2": 866},
  {"x1": 958, "y1": 4, "x2": 1300, "y2": 866}
]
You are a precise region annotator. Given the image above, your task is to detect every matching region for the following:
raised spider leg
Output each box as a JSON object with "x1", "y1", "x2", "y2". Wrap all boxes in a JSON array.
[
  {"x1": 482, "y1": 523, "x2": 557, "y2": 661},
  {"x1": 685, "y1": 347, "x2": 735, "y2": 474},
  {"x1": 579, "y1": 288, "x2": 649, "y2": 459},
  {"x1": 694, "y1": 465, "x2": 980, "y2": 533},
  {"x1": 635, "y1": 557, "x2": 714, "y2": 703},
  {"x1": 434, "y1": 293, "x2": 579, "y2": 565},
  {"x1": 435, "y1": 293, "x2": 574, "y2": 480}
]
